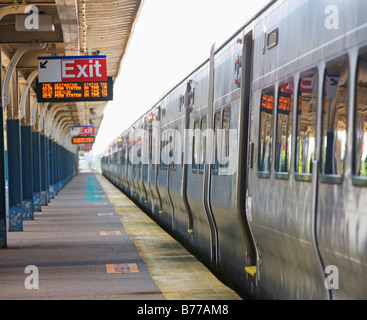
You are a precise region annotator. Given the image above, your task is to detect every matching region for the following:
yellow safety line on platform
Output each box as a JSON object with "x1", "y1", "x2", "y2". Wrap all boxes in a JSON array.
[{"x1": 97, "y1": 174, "x2": 242, "y2": 300}]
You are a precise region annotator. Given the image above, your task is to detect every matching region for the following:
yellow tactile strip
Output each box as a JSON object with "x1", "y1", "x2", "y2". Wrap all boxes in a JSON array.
[{"x1": 97, "y1": 174, "x2": 242, "y2": 300}]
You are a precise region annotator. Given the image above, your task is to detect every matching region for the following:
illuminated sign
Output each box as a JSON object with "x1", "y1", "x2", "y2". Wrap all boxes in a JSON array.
[
  {"x1": 71, "y1": 126, "x2": 95, "y2": 136},
  {"x1": 38, "y1": 55, "x2": 107, "y2": 83},
  {"x1": 72, "y1": 136, "x2": 95, "y2": 144},
  {"x1": 79, "y1": 143, "x2": 94, "y2": 152},
  {"x1": 278, "y1": 92, "x2": 292, "y2": 115},
  {"x1": 261, "y1": 92, "x2": 274, "y2": 114},
  {"x1": 36, "y1": 77, "x2": 113, "y2": 102}
]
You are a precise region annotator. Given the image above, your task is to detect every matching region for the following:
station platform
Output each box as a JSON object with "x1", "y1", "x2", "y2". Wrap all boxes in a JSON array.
[{"x1": 0, "y1": 172, "x2": 241, "y2": 300}]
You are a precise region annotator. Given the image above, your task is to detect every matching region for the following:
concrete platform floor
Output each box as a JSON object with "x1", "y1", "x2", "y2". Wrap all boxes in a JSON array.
[
  {"x1": 97, "y1": 174, "x2": 242, "y2": 300},
  {"x1": 0, "y1": 172, "x2": 241, "y2": 300}
]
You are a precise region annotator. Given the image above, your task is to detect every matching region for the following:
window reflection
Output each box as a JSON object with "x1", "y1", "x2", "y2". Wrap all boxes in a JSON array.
[
  {"x1": 275, "y1": 81, "x2": 293, "y2": 173},
  {"x1": 355, "y1": 53, "x2": 367, "y2": 177},
  {"x1": 296, "y1": 69, "x2": 318, "y2": 175},
  {"x1": 213, "y1": 111, "x2": 221, "y2": 174},
  {"x1": 220, "y1": 107, "x2": 231, "y2": 169},
  {"x1": 199, "y1": 117, "x2": 207, "y2": 171},
  {"x1": 192, "y1": 120, "x2": 199, "y2": 171},
  {"x1": 321, "y1": 58, "x2": 348, "y2": 176},
  {"x1": 258, "y1": 88, "x2": 274, "y2": 173}
]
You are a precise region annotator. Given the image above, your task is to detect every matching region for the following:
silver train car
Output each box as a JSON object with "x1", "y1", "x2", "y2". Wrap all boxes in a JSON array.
[{"x1": 102, "y1": 0, "x2": 367, "y2": 299}]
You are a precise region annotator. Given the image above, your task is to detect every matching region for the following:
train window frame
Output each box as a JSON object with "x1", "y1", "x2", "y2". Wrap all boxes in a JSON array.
[
  {"x1": 258, "y1": 86, "x2": 274, "y2": 178},
  {"x1": 352, "y1": 49, "x2": 367, "y2": 186},
  {"x1": 267, "y1": 28, "x2": 278, "y2": 50},
  {"x1": 320, "y1": 56, "x2": 349, "y2": 185},
  {"x1": 212, "y1": 110, "x2": 221, "y2": 175},
  {"x1": 274, "y1": 78, "x2": 294, "y2": 179},
  {"x1": 170, "y1": 126, "x2": 179, "y2": 171},
  {"x1": 160, "y1": 130, "x2": 169, "y2": 171},
  {"x1": 294, "y1": 67, "x2": 318, "y2": 182},
  {"x1": 192, "y1": 119, "x2": 200, "y2": 172},
  {"x1": 219, "y1": 106, "x2": 231, "y2": 171},
  {"x1": 198, "y1": 116, "x2": 207, "y2": 174}
]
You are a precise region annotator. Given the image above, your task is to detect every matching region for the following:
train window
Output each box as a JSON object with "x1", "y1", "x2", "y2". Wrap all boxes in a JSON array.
[
  {"x1": 213, "y1": 111, "x2": 221, "y2": 175},
  {"x1": 295, "y1": 68, "x2": 318, "y2": 179},
  {"x1": 220, "y1": 107, "x2": 231, "y2": 169},
  {"x1": 275, "y1": 80, "x2": 294, "y2": 176},
  {"x1": 258, "y1": 87, "x2": 274, "y2": 176},
  {"x1": 353, "y1": 52, "x2": 367, "y2": 182},
  {"x1": 321, "y1": 58, "x2": 348, "y2": 181},
  {"x1": 160, "y1": 131, "x2": 168, "y2": 170},
  {"x1": 199, "y1": 117, "x2": 207, "y2": 173},
  {"x1": 171, "y1": 126, "x2": 179, "y2": 170},
  {"x1": 192, "y1": 119, "x2": 200, "y2": 172}
]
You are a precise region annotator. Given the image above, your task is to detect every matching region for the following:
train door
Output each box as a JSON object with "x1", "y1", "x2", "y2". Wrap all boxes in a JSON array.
[
  {"x1": 182, "y1": 82, "x2": 194, "y2": 235},
  {"x1": 150, "y1": 106, "x2": 163, "y2": 215},
  {"x1": 239, "y1": 33, "x2": 259, "y2": 283},
  {"x1": 203, "y1": 45, "x2": 218, "y2": 267},
  {"x1": 141, "y1": 118, "x2": 149, "y2": 207},
  {"x1": 317, "y1": 52, "x2": 367, "y2": 299},
  {"x1": 292, "y1": 67, "x2": 329, "y2": 299}
]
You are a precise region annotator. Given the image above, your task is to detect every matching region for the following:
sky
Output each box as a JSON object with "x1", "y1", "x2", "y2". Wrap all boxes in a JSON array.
[{"x1": 92, "y1": 0, "x2": 271, "y2": 155}]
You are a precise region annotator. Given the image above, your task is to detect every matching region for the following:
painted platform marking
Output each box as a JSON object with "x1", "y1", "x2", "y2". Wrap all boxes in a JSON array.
[
  {"x1": 99, "y1": 231, "x2": 122, "y2": 236},
  {"x1": 97, "y1": 213, "x2": 114, "y2": 216},
  {"x1": 86, "y1": 176, "x2": 103, "y2": 201},
  {"x1": 106, "y1": 263, "x2": 139, "y2": 274}
]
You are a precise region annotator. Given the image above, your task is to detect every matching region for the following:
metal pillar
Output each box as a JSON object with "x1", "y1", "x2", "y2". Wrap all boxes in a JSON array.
[
  {"x1": 31, "y1": 98, "x2": 41, "y2": 211},
  {"x1": 0, "y1": 46, "x2": 7, "y2": 247},
  {"x1": 21, "y1": 124, "x2": 33, "y2": 220},
  {"x1": 47, "y1": 136, "x2": 53, "y2": 200},
  {"x1": 7, "y1": 71, "x2": 23, "y2": 231},
  {"x1": 7, "y1": 118, "x2": 23, "y2": 231},
  {"x1": 40, "y1": 133, "x2": 48, "y2": 206},
  {"x1": 32, "y1": 130, "x2": 42, "y2": 211},
  {"x1": 3, "y1": 43, "x2": 45, "y2": 231},
  {"x1": 20, "y1": 84, "x2": 34, "y2": 220}
]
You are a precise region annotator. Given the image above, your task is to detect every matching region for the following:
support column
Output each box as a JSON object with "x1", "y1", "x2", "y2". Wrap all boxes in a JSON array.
[
  {"x1": 0, "y1": 46, "x2": 7, "y2": 247},
  {"x1": 21, "y1": 124, "x2": 33, "y2": 220},
  {"x1": 40, "y1": 133, "x2": 48, "y2": 206},
  {"x1": 31, "y1": 98, "x2": 41, "y2": 211},
  {"x1": 7, "y1": 118, "x2": 23, "y2": 231},
  {"x1": 7, "y1": 71, "x2": 23, "y2": 231},
  {"x1": 47, "y1": 136, "x2": 53, "y2": 200},
  {"x1": 21, "y1": 91, "x2": 33, "y2": 220},
  {"x1": 32, "y1": 129, "x2": 42, "y2": 211},
  {"x1": 2, "y1": 44, "x2": 46, "y2": 231}
]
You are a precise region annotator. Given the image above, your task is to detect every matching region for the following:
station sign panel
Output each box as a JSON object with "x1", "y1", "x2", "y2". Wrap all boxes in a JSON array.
[
  {"x1": 79, "y1": 143, "x2": 94, "y2": 152},
  {"x1": 38, "y1": 55, "x2": 107, "y2": 83},
  {"x1": 72, "y1": 136, "x2": 95, "y2": 145},
  {"x1": 71, "y1": 126, "x2": 95, "y2": 136},
  {"x1": 36, "y1": 77, "x2": 113, "y2": 102}
]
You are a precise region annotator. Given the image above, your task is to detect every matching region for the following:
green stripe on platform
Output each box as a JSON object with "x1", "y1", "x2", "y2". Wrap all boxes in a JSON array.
[{"x1": 86, "y1": 176, "x2": 103, "y2": 201}]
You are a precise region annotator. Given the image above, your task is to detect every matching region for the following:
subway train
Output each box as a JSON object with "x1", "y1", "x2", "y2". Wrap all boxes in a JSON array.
[{"x1": 101, "y1": 0, "x2": 367, "y2": 299}]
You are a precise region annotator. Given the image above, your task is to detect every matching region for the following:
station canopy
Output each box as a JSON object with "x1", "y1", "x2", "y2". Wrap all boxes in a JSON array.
[{"x1": 0, "y1": 0, "x2": 143, "y2": 138}]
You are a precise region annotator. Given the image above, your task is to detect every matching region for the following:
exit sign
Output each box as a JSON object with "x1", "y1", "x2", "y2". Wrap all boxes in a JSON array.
[{"x1": 38, "y1": 55, "x2": 107, "y2": 83}]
